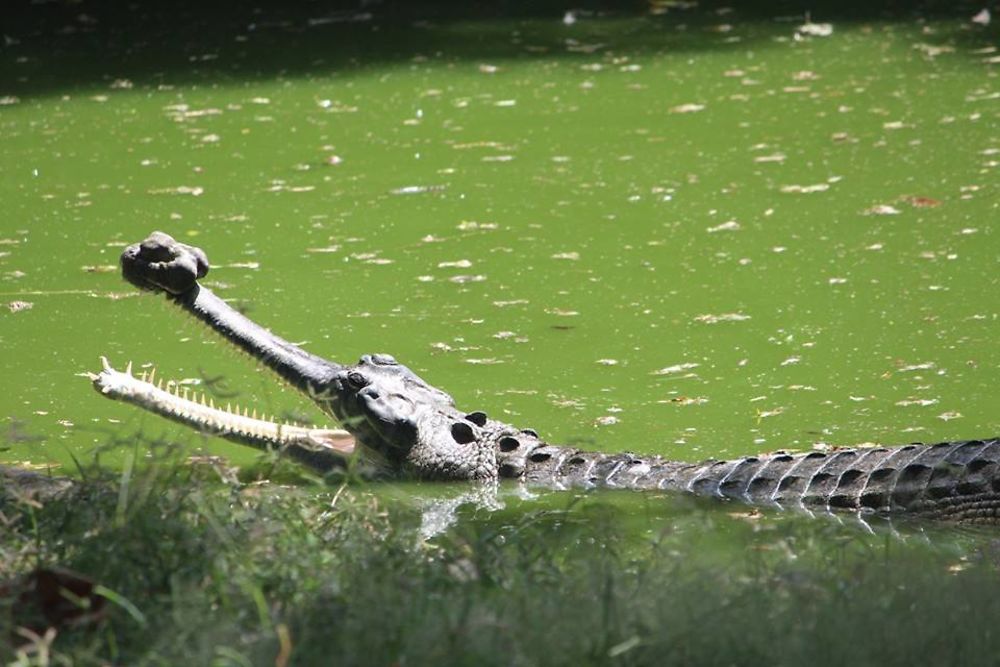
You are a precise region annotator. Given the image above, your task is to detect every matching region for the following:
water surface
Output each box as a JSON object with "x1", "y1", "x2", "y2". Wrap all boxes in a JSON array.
[{"x1": 2, "y1": 2, "x2": 997, "y2": 478}]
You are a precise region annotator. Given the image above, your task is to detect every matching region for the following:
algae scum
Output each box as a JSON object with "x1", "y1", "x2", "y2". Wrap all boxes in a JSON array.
[{"x1": 1, "y1": 0, "x2": 999, "y2": 662}]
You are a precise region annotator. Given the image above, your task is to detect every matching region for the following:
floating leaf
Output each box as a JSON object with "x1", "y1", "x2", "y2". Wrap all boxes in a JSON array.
[
  {"x1": 707, "y1": 220, "x2": 741, "y2": 233},
  {"x1": 670, "y1": 103, "x2": 705, "y2": 113},
  {"x1": 652, "y1": 362, "x2": 699, "y2": 375},
  {"x1": 694, "y1": 313, "x2": 750, "y2": 324},
  {"x1": 863, "y1": 204, "x2": 901, "y2": 215},
  {"x1": 781, "y1": 183, "x2": 829, "y2": 194}
]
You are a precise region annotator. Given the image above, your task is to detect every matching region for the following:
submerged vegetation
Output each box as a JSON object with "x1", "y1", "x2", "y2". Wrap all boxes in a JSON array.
[{"x1": 4, "y1": 448, "x2": 1000, "y2": 665}]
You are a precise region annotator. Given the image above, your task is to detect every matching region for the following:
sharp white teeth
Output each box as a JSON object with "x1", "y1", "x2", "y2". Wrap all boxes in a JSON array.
[{"x1": 92, "y1": 359, "x2": 341, "y2": 454}]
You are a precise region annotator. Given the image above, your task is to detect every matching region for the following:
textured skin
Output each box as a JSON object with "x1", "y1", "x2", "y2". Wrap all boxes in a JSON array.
[
  {"x1": 103, "y1": 232, "x2": 1000, "y2": 521},
  {"x1": 498, "y1": 437, "x2": 1000, "y2": 522}
]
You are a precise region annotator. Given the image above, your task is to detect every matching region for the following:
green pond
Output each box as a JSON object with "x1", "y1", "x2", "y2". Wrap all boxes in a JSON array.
[{"x1": 1, "y1": 4, "x2": 998, "y2": 513}]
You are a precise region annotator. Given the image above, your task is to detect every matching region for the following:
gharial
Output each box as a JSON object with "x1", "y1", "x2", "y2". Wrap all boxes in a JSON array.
[{"x1": 88, "y1": 231, "x2": 1000, "y2": 523}]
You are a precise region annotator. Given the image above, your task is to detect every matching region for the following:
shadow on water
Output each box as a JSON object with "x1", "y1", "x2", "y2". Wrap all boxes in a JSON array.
[{"x1": 3, "y1": 0, "x2": 997, "y2": 99}]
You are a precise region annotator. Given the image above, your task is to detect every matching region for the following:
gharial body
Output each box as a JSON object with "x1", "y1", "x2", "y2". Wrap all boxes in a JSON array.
[{"x1": 88, "y1": 232, "x2": 1000, "y2": 524}]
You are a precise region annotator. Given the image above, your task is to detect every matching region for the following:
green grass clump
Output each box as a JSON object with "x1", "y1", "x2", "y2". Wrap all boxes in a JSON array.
[{"x1": 3, "y1": 457, "x2": 1000, "y2": 666}]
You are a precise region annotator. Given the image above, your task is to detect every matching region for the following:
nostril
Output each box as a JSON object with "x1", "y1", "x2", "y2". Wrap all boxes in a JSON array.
[{"x1": 361, "y1": 386, "x2": 380, "y2": 400}]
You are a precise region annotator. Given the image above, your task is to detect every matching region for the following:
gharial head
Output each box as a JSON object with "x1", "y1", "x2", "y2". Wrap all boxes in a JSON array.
[
  {"x1": 317, "y1": 354, "x2": 500, "y2": 481},
  {"x1": 118, "y1": 230, "x2": 500, "y2": 481}
]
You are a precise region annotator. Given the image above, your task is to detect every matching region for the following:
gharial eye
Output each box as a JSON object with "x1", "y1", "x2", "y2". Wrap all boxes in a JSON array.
[{"x1": 346, "y1": 371, "x2": 368, "y2": 388}]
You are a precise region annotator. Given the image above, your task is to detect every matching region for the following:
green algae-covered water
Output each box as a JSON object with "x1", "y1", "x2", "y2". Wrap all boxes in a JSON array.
[
  {"x1": 0, "y1": 3, "x2": 996, "y2": 482},
  {"x1": 2, "y1": 2, "x2": 996, "y2": 473},
  {"x1": 1, "y1": 2, "x2": 999, "y2": 662}
]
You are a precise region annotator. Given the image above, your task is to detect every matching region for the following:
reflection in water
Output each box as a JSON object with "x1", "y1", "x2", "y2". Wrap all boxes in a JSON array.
[{"x1": 392, "y1": 476, "x2": 1000, "y2": 554}]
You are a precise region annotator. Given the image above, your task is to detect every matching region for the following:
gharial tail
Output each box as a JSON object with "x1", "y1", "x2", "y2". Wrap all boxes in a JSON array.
[{"x1": 511, "y1": 438, "x2": 1000, "y2": 522}]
